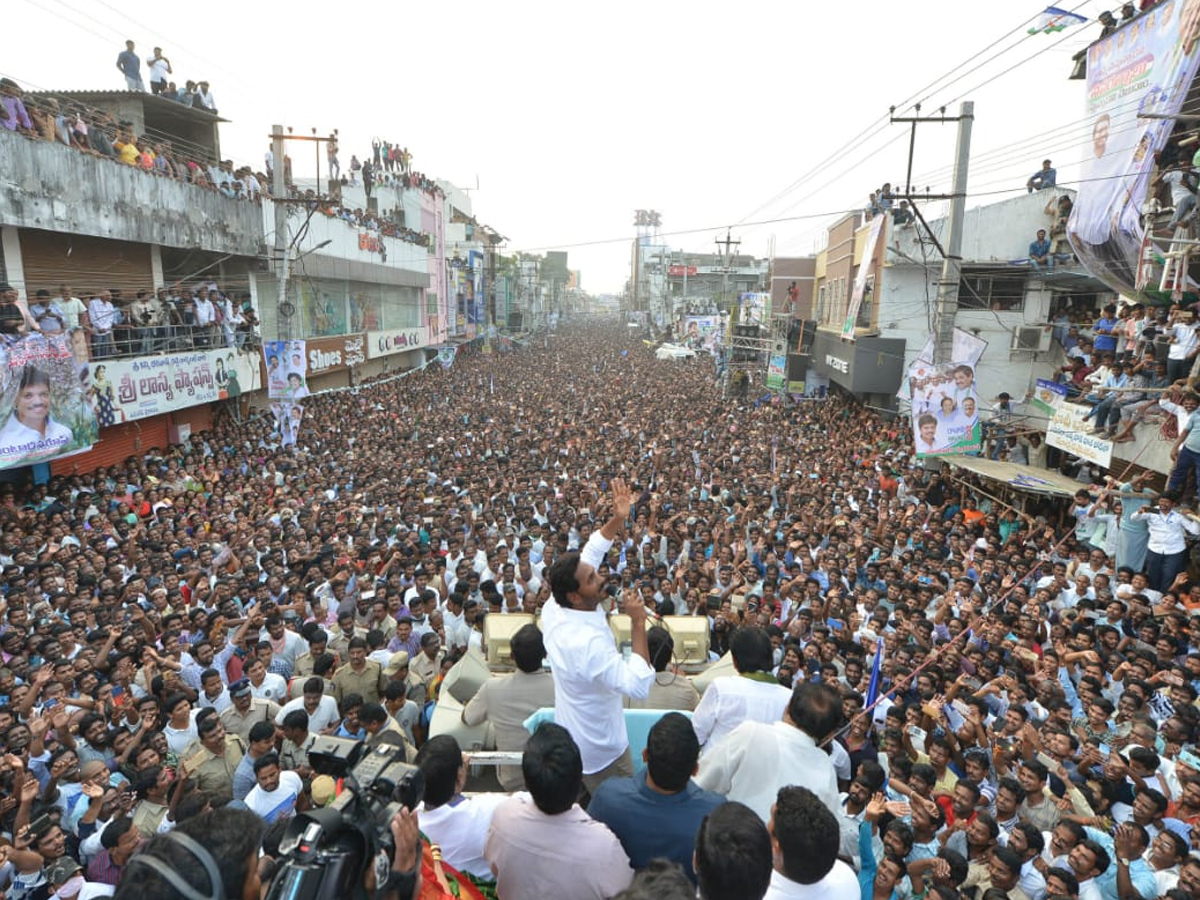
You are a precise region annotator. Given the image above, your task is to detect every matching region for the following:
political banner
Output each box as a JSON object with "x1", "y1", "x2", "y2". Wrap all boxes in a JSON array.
[
  {"x1": 681, "y1": 315, "x2": 724, "y2": 351},
  {"x1": 1031, "y1": 379, "x2": 1114, "y2": 467},
  {"x1": 0, "y1": 333, "x2": 96, "y2": 469},
  {"x1": 909, "y1": 358, "x2": 982, "y2": 457},
  {"x1": 842, "y1": 212, "x2": 887, "y2": 340},
  {"x1": 98, "y1": 349, "x2": 257, "y2": 425},
  {"x1": 271, "y1": 401, "x2": 304, "y2": 449},
  {"x1": 736, "y1": 292, "x2": 771, "y2": 327},
  {"x1": 1066, "y1": 0, "x2": 1200, "y2": 294},
  {"x1": 767, "y1": 354, "x2": 787, "y2": 390},
  {"x1": 263, "y1": 340, "x2": 308, "y2": 400},
  {"x1": 437, "y1": 347, "x2": 457, "y2": 369}
]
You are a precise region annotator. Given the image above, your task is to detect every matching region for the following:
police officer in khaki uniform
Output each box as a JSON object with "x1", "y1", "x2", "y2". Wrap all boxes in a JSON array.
[
  {"x1": 219, "y1": 678, "x2": 280, "y2": 746},
  {"x1": 181, "y1": 715, "x2": 245, "y2": 805}
]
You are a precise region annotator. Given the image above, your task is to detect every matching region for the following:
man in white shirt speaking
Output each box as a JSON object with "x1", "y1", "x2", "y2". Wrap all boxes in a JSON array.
[{"x1": 542, "y1": 477, "x2": 654, "y2": 795}]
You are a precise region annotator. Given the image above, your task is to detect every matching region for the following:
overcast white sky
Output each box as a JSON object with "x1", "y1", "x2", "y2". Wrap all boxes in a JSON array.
[{"x1": 8, "y1": 0, "x2": 1112, "y2": 293}]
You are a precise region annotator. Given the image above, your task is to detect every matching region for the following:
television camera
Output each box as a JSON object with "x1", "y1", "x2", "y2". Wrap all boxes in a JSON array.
[{"x1": 264, "y1": 734, "x2": 424, "y2": 900}]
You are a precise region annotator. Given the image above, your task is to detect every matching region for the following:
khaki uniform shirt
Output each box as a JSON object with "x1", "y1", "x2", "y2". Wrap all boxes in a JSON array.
[
  {"x1": 219, "y1": 698, "x2": 281, "y2": 745},
  {"x1": 332, "y1": 660, "x2": 386, "y2": 704},
  {"x1": 182, "y1": 734, "x2": 245, "y2": 804}
]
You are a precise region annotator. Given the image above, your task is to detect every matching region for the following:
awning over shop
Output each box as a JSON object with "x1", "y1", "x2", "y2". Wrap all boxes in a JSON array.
[{"x1": 941, "y1": 456, "x2": 1086, "y2": 497}]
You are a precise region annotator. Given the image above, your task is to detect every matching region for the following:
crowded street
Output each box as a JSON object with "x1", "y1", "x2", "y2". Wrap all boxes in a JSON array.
[{"x1": 1, "y1": 323, "x2": 1196, "y2": 900}]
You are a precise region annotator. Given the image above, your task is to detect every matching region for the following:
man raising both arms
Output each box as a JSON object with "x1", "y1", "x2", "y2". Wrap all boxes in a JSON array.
[{"x1": 543, "y1": 476, "x2": 654, "y2": 796}]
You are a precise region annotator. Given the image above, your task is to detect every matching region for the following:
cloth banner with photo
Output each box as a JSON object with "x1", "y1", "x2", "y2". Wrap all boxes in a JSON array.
[
  {"x1": 271, "y1": 401, "x2": 304, "y2": 449},
  {"x1": 263, "y1": 340, "x2": 309, "y2": 400},
  {"x1": 437, "y1": 347, "x2": 457, "y2": 369},
  {"x1": 1066, "y1": 0, "x2": 1200, "y2": 295},
  {"x1": 0, "y1": 333, "x2": 96, "y2": 469},
  {"x1": 841, "y1": 212, "x2": 886, "y2": 340},
  {"x1": 680, "y1": 315, "x2": 725, "y2": 351},
  {"x1": 909, "y1": 359, "x2": 983, "y2": 457},
  {"x1": 898, "y1": 328, "x2": 988, "y2": 404},
  {"x1": 736, "y1": 293, "x2": 771, "y2": 327}
]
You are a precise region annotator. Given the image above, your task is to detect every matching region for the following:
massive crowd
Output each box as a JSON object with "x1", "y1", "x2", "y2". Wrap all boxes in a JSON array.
[{"x1": 0, "y1": 325, "x2": 1198, "y2": 900}]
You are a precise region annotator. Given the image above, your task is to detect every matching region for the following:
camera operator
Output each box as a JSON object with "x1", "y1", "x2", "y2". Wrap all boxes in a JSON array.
[{"x1": 127, "y1": 292, "x2": 157, "y2": 356}]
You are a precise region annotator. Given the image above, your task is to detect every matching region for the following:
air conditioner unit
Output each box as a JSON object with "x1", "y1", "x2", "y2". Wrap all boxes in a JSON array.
[{"x1": 1012, "y1": 326, "x2": 1052, "y2": 352}]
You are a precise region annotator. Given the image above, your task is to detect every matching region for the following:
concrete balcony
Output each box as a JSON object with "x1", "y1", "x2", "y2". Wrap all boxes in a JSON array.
[
  {"x1": 0, "y1": 128, "x2": 263, "y2": 255},
  {"x1": 267, "y1": 201, "x2": 430, "y2": 289}
]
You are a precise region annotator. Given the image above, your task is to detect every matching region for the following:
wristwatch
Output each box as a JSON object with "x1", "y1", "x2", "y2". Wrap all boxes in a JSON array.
[{"x1": 1118, "y1": 857, "x2": 1132, "y2": 866}]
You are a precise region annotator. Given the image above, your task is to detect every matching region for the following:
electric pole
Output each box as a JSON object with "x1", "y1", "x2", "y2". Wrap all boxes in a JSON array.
[
  {"x1": 934, "y1": 101, "x2": 974, "y2": 363},
  {"x1": 715, "y1": 229, "x2": 740, "y2": 316},
  {"x1": 889, "y1": 101, "x2": 975, "y2": 363},
  {"x1": 271, "y1": 125, "x2": 290, "y2": 340}
]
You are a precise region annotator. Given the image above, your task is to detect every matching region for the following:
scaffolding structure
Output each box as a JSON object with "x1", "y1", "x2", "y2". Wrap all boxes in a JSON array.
[{"x1": 722, "y1": 319, "x2": 774, "y2": 399}]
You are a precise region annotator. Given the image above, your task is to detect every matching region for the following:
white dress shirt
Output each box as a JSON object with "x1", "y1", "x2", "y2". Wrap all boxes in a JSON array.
[
  {"x1": 762, "y1": 859, "x2": 859, "y2": 900},
  {"x1": 695, "y1": 719, "x2": 841, "y2": 823},
  {"x1": 541, "y1": 531, "x2": 654, "y2": 774},
  {"x1": 274, "y1": 694, "x2": 340, "y2": 732},
  {"x1": 1134, "y1": 508, "x2": 1200, "y2": 555},
  {"x1": 692, "y1": 673, "x2": 792, "y2": 750},
  {"x1": 418, "y1": 792, "x2": 508, "y2": 879}
]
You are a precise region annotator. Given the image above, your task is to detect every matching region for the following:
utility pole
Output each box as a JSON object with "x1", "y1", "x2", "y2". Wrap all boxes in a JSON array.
[
  {"x1": 934, "y1": 101, "x2": 974, "y2": 363},
  {"x1": 715, "y1": 229, "x2": 740, "y2": 316},
  {"x1": 889, "y1": 101, "x2": 974, "y2": 363},
  {"x1": 271, "y1": 125, "x2": 290, "y2": 340}
]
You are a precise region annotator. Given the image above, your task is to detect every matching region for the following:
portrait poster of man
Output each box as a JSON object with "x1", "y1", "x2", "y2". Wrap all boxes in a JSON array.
[
  {"x1": 0, "y1": 334, "x2": 96, "y2": 469},
  {"x1": 908, "y1": 360, "x2": 982, "y2": 457},
  {"x1": 1067, "y1": 0, "x2": 1200, "y2": 293}
]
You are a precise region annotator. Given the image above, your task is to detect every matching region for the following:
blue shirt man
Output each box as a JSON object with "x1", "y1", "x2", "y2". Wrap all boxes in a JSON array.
[
  {"x1": 587, "y1": 712, "x2": 724, "y2": 882},
  {"x1": 1028, "y1": 160, "x2": 1057, "y2": 192},
  {"x1": 1094, "y1": 306, "x2": 1120, "y2": 353},
  {"x1": 1030, "y1": 231, "x2": 1052, "y2": 268}
]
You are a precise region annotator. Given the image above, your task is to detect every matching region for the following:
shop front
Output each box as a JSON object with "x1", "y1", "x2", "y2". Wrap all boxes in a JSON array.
[{"x1": 810, "y1": 331, "x2": 905, "y2": 400}]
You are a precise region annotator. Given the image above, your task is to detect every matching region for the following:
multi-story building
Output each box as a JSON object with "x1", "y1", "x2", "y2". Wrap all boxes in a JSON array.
[
  {"x1": 806, "y1": 189, "x2": 1113, "y2": 421},
  {"x1": 664, "y1": 252, "x2": 769, "y2": 317},
  {"x1": 0, "y1": 85, "x2": 483, "y2": 479}
]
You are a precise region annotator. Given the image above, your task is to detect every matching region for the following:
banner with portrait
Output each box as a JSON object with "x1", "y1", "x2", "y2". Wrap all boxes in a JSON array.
[
  {"x1": 842, "y1": 212, "x2": 886, "y2": 340},
  {"x1": 736, "y1": 292, "x2": 771, "y2": 327},
  {"x1": 1066, "y1": 0, "x2": 1200, "y2": 294},
  {"x1": 908, "y1": 326, "x2": 989, "y2": 458},
  {"x1": 271, "y1": 401, "x2": 304, "y2": 449},
  {"x1": 437, "y1": 347, "x2": 457, "y2": 369},
  {"x1": 0, "y1": 333, "x2": 96, "y2": 470},
  {"x1": 680, "y1": 315, "x2": 724, "y2": 350},
  {"x1": 263, "y1": 340, "x2": 309, "y2": 400},
  {"x1": 97, "y1": 349, "x2": 255, "y2": 425}
]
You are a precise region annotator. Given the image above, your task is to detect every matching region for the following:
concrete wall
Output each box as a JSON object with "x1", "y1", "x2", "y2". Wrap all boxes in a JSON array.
[
  {"x1": 0, "y1": 129, "x2": 262, "y2": 255},
  {"x1": 894, "y1": 189, "x2": 1076, "y2": 264},
  {"x1": 770, "y1": 257, "x2": 816, "y2": 319},
  {"x1": 263, "y1": 201, "x2": 429, "y2": 281},
  {"x1": 878, "y1": 262, "x2": 1056, "y2": 402}
]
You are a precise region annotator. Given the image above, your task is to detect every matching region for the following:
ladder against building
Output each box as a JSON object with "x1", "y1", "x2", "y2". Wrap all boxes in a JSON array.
[{"x1": 1160, "y1": 223, "x2": 1196, "y2": 300}]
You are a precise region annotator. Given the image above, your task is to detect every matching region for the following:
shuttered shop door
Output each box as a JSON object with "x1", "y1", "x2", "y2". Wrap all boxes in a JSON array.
[
  {"x1": 19, "y1": 231, "x2": 154, "y2": 298},
  {"x1": 174, "y1": 404, "x2": 213, "y2": 434},
  {"x1": 50, "y1": 414, "x2": 170, "y2": 476}
]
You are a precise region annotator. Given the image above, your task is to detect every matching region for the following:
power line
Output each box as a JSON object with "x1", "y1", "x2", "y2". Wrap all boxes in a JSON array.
[{"x1": 728, "y1": 1, "x2": 1105, "y2": 239}]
